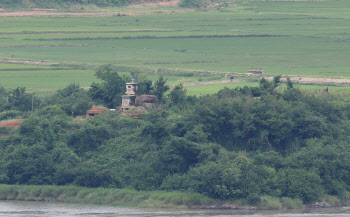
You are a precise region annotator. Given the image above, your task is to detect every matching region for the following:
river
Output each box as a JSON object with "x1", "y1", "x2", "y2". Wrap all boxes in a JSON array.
[{"x1": 1, "y1": 201, "x2": 350, "y2": 217}]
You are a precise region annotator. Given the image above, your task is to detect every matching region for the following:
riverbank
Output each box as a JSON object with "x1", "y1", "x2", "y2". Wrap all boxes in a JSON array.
[
  {"x1": 0, "y1": 184, "x2": 343, "y2": 210},
  {"x1": 0, "y1": 184, "x2": 216, "y2": 208}
]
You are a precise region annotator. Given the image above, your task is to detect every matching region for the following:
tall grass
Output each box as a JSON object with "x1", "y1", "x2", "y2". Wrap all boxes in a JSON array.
[
  {"x1": 258, "y1": 196, "x2": 282, "y2": 210},
  {"x1": 0, "y1": 185, "x2": 214, "y2": 208}
]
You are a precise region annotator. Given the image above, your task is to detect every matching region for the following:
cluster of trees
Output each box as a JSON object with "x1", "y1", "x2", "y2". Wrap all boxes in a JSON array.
[
  {"x1": 0, "y1": 65, "x2": 169, "y2": 116},
  {"x1": 1, "y1": 67, "x2": 350, "y2": 205}
]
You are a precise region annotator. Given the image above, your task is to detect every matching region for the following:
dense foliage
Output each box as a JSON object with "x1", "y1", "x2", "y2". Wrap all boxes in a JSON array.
[{"x1": 1, "y1": 70, "x2": 350, "y2": 205}]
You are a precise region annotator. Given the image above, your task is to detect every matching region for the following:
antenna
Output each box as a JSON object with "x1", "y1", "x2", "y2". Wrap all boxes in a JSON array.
[{"x1": 288, "y1": 56, "x2": 291, "y2": 74}]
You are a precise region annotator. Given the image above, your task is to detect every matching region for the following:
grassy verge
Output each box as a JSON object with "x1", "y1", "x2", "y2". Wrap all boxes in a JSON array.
[
  {"x1": 0, "y1": 184, "x2": 215, "y2": 208},
  {"x1": 0, "y1": 185, "x2": 344, "y2": 210}
]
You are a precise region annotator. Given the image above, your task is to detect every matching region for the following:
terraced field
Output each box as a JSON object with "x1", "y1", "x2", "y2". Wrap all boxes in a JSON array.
[{"x1": 0, "y1": 0, "x2": 349, "y2": 95}]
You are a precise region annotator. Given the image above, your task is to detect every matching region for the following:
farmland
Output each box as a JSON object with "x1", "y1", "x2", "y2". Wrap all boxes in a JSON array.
[{"x1": 0, "y1": 0, "x2": 350, "y2": 95}]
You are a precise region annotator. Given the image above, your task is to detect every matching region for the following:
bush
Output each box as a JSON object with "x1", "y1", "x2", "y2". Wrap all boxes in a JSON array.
[
  {"x1": 259, "y1": 196, "x2": 282, "y2": 210},
  {"x1": 281, "y1": 197, "x2": 303, "y2": 209},
  {"x1": 246, "y1": 193, "x2": 261, "y2": 205},
  {"x1": 276, "y1": 168, "x2": 323, "y2": 203},
  {"x1": 323, "y1": 195, "x2": 341, "y2": 206},
  {"x1": 0, "y1": 110, "x2": 21, "y2": 121}
]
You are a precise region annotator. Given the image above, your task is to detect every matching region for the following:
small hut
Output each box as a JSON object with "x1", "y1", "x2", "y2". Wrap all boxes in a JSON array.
[
  {"x1": 86, "y1": 106, "x2": 108, "y2": 118},
  {"x1": 135, "y1": 95, "x2": 158, "y2": 108},
  {"x1": 249, "y1": 69, "x2": 264, "y2": 74}
]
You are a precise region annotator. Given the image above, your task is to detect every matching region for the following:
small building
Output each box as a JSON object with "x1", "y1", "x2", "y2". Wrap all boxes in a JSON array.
[
  {"x1": 125, "y1": 81, "x2": 138, "y2": 95},
  {"x1": 86, "y1": 106, "x2": 108, "y2": 118},
  {"x1": 121, "y1": 79, "x2": 138, "y2": 112},
  {"x1": 249, "y1": 69, "x2": 264, "y2": 74},
  {"x1": 135, "y1": 95, "x2": 158, "y2": 108}
]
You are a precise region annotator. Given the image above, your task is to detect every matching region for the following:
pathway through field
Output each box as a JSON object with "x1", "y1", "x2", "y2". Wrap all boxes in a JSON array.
[{"x1": 185, "y1": 76, "x2": 350, "y2": 88}]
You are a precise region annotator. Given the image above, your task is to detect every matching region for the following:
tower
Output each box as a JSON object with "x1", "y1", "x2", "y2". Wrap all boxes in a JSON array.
[{"x1": 121, "y1": 79, "x2": 138, "y2": 112}]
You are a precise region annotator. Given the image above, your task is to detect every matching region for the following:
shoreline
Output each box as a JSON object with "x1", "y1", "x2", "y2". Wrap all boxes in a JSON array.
[{"x1": 0, "y1": 184, "x2": 342, "y2": 210}]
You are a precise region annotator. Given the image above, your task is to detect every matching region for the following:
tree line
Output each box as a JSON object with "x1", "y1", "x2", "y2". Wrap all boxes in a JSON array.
[{"x1": 1, "y1": 66, "x2": 350, "y2": 205}]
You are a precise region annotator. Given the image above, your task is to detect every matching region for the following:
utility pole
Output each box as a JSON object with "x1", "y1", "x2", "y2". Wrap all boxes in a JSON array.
[
  {"x1": 31, "y1": 95, "x2": 34, "y2": 114},
  {"x1": 113, "y1": 47, "x2": 116, "y2": 64}
]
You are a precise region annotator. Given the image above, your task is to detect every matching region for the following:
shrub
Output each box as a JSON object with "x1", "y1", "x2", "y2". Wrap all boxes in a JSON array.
[
  {"x1": 259, "y1": 196, "x2": 282, "y2": 210},
  {"x1": 281, "y1": 197, "x2": 303, "y2": 209}
]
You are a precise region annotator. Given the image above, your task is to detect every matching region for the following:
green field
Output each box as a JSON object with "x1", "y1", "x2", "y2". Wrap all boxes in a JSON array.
[{"x1": 0, "y1": 0, "x2": 350, "y2": 94}]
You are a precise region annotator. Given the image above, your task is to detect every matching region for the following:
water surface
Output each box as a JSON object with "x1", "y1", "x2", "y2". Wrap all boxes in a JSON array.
[{"x1": 1, "y1": 201, "x2": 350, "y2": 217}]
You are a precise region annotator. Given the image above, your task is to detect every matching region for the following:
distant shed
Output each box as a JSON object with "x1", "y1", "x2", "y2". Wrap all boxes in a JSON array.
[
  {"x1": 86, "y1": 106, "x2": 109, "y2": 118},
  {"x1": 249, "y1": 69, "x2": 264, "y2": 74},
  {"x1": 135, "y1": 95, "x2": 158, "y2": 108}
]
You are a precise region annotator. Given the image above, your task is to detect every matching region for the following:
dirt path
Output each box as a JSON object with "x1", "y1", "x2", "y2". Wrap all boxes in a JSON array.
[
  {"x1": 0, "y1": 59, "x2": 59, "y2": 65},
  {"x1": 0, "y1": 121, "x2": 22, "y2": 127},
  {"x1": 184, "y1": 76, "x2": 350, "y2": 88},
  {"x1": 184, "y1": 80, "x2": 236, "y2": 87}
]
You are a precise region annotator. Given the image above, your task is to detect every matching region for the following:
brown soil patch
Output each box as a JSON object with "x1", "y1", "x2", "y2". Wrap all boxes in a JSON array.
[
  {"x1": 0, "y1": 9, "x2": 187, "y2": 17},
  {"x1": 129, "y1": 0, "x2": 180, "y2": 7},
  {"x1": 0, "y1": 59, "x2": 59, "y2": 66},
  {"x1": 0, "y1": 121, "x2": 22, "y2": 127},
  {"x1": 33, "y1": 8, "x2": 56, "y2": 11}
]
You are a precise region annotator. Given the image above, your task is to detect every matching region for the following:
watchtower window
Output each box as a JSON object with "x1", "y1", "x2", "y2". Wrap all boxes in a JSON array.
[{"x1": 128, "y1": 86, "x2": 131, "y2": 88}]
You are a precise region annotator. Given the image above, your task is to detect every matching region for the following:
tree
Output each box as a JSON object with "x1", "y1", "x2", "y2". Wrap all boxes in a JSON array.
[
  {"x1": 153, "y1": 75, "x2": 170, "y2": 102},
  {"x1": 259, "y1": 76, "x2": 281, "y2": 93},
  {"x1": 168, "y1": 83, "x2": 187, "y2": 107},
  {"x1": 276, "y1": 168, "x2": 323, "y2": 203},
  {"x1": 0, "y1": 84, "x2": 8, "y2": 112},
  {"x1": 137, "y1": 79, "x2": 153, "y2": 95},
  {"x1": 88, "y1": 65, "x2": 129, "y2": 108},
  {"x1": 49, "y1": 83, "x2": 92, "y2": 116},
  {"x1": 286, "y1": 77, "x2": 294, "y2": 89},
  {"x1": 8, "y1": 87, "x2": 39, "y2": 112}
]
